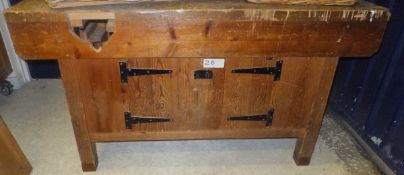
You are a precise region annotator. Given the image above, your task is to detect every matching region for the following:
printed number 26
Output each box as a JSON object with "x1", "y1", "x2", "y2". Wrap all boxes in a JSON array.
[{"x1": 204, "y1": 60, "x2": 215, "y2": 66}]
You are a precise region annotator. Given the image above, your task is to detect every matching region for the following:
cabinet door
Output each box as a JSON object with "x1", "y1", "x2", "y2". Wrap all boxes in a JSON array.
[
  {"x1": 0, "y1": 33, "x2": 12, "y2": 80},
  {"x1": 222, "y1": 57, "x2": 278, "y2": 129},
  {"x1": 125, "y1": 58, "x2": 225, "y2": 131},
  {"x1": 223, "y1": 57, "x2": 312, "y2": 129}
]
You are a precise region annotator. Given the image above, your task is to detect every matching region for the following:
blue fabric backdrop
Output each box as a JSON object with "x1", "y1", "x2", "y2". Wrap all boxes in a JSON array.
[{"x1": 330, "y1": 0, "x2": 404, "y2": 174}]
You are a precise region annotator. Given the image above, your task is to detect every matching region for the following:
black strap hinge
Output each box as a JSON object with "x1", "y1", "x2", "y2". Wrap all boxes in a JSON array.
[
  {"x1": 227, "y1": 108, "x2": 274, "y2": 126},
  {"x1": 119, "y1": 61, "x2": 173, "y2": 83},
  {"x1": 231, "y1": 60, "x2": 283, "y2": 81},
  {"x1": 124, "y1": 112, "x2": 173, "y2": 129}
]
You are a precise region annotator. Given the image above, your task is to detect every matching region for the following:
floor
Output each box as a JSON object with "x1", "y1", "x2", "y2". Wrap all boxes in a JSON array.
[{"x1": 0, "y1": 80, "x2": 380, "y2": 175}]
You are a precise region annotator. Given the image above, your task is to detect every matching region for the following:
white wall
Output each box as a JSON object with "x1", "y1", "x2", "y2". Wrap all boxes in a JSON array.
[{"x1": 0, "y1": 0, "x2": 31, "y2": 89}]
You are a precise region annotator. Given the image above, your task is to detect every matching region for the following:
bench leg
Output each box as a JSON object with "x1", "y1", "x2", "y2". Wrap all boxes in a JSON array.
[
  {"x1": 292, "y1": 57, "x2": 339, "y2": 165},
  {"x1": 80, "y1": 142, "x2": 98, "y2": 171},
  {"x1": 59, "y1": 59, "x2": 98, "y2": 171},
  {"x1": 293, "y1": 134, "x2": 319, "y2": 165}
]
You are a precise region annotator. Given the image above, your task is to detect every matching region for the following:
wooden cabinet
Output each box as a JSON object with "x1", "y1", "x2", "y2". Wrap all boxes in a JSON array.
[
  {"x1": 4, "y1": 0, "x2": 390, "y2": 171},
  {"x1": 60, "y1": 56, "x2": 335, "y2": 170}
]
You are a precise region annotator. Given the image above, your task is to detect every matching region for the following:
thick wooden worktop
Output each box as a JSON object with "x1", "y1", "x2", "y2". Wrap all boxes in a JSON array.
[{"x1": 5, "y1": 0, "x2": 390, "y2": 60}]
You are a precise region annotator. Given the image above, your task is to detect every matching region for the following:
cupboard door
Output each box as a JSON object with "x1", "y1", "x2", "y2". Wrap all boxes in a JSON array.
[
  {"x1": 223, "y1": 57, "x2": 315, "y2": 129},
  {"x1": 222, "y1": 57, "x2": 278, "y2": 129},
  {"x1": 125, "y1": 58, "x2": 178, "y2": 131},
  {"x1": 126, "y1": 58, "x2": 226, "y2": 131}
]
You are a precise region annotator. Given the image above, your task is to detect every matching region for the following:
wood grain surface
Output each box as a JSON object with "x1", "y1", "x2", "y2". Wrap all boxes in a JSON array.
[
  {"x1": 47, "y1": 0, "x2": 175, "y2": 8},
  {"x1": 59, "y1": 59, "x2": 99, "y2": 171},
  {"x1": 4, "y1": 0, "x2": 390, "y2": 60},
  {"x1": 0, "y1": 116, "x2": 32, "y2": 175},
  {"x1": 48, "y1": 0, "x2": 359, "y2": 9},
  {"x1": 293, "y1": 57, "x2": 339, "y2": 165},
  {"x1": 66, "y1": 57, "x2": 335, "y2": 133}
]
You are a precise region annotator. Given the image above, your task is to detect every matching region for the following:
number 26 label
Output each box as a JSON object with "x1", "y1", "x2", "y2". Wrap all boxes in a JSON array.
[{"x1": 203, "y1": 59, "x2": 225, "y2": 68}]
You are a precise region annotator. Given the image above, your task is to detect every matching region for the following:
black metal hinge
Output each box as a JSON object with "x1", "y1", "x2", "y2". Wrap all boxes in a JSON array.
[
  {"x1": 124, "y1": 112, "x2": 173, "y2": 129},
  {"x1": 227, "y1": 108, "x2": 274, "y2": 126},
  {"x1": 119, "y1": 61, "x2": 173, "y2": 83},
  {"x1": 231, "y1": 60, "x2": 283, "y2": 81}
]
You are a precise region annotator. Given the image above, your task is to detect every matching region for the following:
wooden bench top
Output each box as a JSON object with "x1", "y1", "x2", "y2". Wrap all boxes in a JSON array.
[
  {"x1": 4, "y1": 0, "x2": 390, "y2": 59},
  {"x1": 6, "y1": 0, "x2": 388, "y2": 13}
]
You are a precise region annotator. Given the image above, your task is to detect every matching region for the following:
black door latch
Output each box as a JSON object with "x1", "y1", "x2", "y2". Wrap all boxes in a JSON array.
[{"x1": 194, "y1": 70, "x2": 213, "y2": 79}]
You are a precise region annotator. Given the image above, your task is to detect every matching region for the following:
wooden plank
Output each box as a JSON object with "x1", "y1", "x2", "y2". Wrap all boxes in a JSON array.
[
  {"x1": 73, "y1": 59, "x2": 128, "y2": 133},
  {"x1": 91, "y1": 128, "x2": 304, "y2": 142},
  {"x1": 50, "y1": 0, "x2": 358, "y2": 9},
  {"x1": 59, "y1": 59, "x2": 98, "y2": 171},
  {"x1": 4, "y1": 0, "x2": 387, "y2": 14},
  {"x1": 4, "y1": 0, "x2": 390, "y2": 60},
  {"x1": 49, "y1": 0, "x2": 174, "y2": 8},
  {"x1": 66, "y1": 12, "x2": 115, "y2": 21},
  {"x1": 0, "y1": 116, "x2": 32, "y2": 175}
]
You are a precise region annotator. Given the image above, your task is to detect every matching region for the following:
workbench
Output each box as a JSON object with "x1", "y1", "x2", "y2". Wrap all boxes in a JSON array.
[{"x1": 4, "y1": 0, "x2": 390, "y2": 171}]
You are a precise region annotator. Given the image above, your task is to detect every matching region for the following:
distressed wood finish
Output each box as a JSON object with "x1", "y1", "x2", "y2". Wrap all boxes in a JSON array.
[
  {"x1": 47, "y1": 0, "x2": 359, "y2": 9},
  {"x1": 0, "y1": 33, "x2": 12, "y2": 80},
  {"x1": 4, "y1": 0, "x2": 389, "y2": 171},
  {"x1": 5, "y1": 0, "x2": 389, "y2": 59},
  {"x1": 0, "y1": 116, "x2": 32, "y2": 175}
]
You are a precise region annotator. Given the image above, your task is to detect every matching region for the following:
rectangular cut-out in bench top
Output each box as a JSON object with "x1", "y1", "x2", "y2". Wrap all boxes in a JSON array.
[{"x1": 4, "y1": 0, "x2": 389, "y2": 60}]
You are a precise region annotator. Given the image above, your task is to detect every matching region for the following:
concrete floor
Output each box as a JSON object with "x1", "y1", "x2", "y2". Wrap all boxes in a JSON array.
[{"x1": 0, "y1": 80, "x2": 379, "y2": 175}]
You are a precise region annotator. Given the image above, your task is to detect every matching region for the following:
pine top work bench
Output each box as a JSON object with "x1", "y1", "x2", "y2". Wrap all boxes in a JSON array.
[{"x1": 4, "y1": 0, "x2": 389, "y2": 171}]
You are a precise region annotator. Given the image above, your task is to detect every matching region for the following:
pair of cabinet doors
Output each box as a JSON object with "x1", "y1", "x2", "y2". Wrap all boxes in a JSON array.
[{"x1": 74, "y1": 57, "x2": 317, "y2": 134}]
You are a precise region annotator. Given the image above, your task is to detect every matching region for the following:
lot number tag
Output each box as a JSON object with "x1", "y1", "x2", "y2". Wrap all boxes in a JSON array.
[{"x1": 203, "y1": 59, "x2": 225, "y2": 68}]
